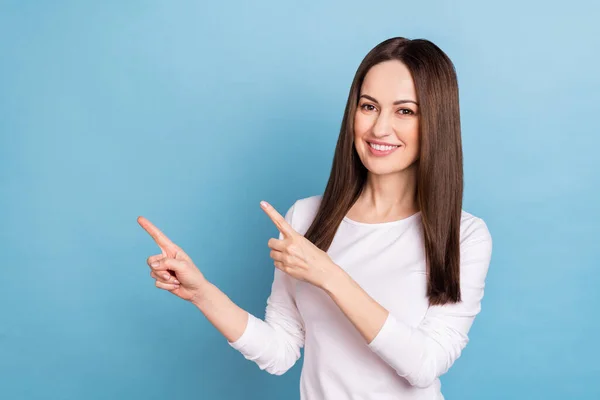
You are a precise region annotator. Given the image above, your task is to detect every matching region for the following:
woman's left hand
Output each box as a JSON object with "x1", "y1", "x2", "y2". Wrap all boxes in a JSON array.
[{"x1": 261, "y1": 201, "x2": 344, "y2": 291}]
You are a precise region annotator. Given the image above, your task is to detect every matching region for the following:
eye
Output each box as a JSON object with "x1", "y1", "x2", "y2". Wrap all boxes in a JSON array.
[
  {"x1": 360, "y1": 103, "x2": 377, "y2": 112},
  {"x1": 398, "y1": 108, "x2": 415, "y2": 115}
]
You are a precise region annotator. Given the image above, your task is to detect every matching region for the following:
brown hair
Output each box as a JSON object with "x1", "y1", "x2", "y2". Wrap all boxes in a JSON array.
[{"x1": 304, "y1": 37, "x2": 463, "y2": 306}]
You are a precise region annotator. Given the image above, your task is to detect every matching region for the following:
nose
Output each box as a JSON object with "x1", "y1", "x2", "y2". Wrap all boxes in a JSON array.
[{"x1": 372, "y1": 113, "x2": 393, "y2": 138}]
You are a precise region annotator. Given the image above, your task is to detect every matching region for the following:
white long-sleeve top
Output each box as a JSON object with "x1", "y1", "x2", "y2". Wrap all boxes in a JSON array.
[{"x1": 229, "y1": 195, "x2": 493, "y2": 399}]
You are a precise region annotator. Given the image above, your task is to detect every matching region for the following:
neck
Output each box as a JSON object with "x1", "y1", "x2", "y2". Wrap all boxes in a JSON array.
[{"x1": 357, "y1": 163, "x2": 419, "y2": 219}]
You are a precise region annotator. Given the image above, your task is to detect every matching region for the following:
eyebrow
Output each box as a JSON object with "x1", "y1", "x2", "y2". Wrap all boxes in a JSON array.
[{"x1": 359, "y1": 94, "x2": 419, "y2": 106}]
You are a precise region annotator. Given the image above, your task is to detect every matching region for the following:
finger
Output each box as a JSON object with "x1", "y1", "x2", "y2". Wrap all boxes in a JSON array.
[
  {"x1": 260, "y1": 201, "x2": 295, "y2": 237},
  {"x1": 269, "y1": 249, "x2": 286, "y2": 262},
  {"x1": 274, "y1": 261, "x2": 286, "y2": 272},
  {"x1": 147, "y1": 254, "x2": 164, "y2": 268},
  {"x1": 267, "y1": 238, "x2": 286, "y2": 251},
  {"x1": 137, "y1": 216, "x2": 180, "y2": 253},
  {"x1": 150, "y1": 257, "x2": 187, "y2": 274},
  {"x1": 147, "y1": 254, "x2": 181, "y2": 275},
  {"x1": 150, "y1": 270, "x2": 180, "y2": 285},
  {"x1": 155, "y1": 280, "x2": 180, "y2": 291}
]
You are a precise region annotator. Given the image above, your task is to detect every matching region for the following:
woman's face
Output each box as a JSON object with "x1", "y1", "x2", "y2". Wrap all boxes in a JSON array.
[{"x1": 353, "y1": 60, "x2": 420, "y2": 177}]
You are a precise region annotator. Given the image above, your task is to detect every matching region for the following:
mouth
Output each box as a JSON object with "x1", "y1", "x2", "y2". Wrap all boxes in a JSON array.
[{"x1": 366, "y1": 141, "x2": 402, "y2": 156}]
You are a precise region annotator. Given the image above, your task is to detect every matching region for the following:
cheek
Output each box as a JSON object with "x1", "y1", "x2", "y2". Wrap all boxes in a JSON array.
[
  {"x1": 353, "y1": 114, "x2": 371, "y2": 156},
  {"x1": 398, "y1": 120, "x2": 419, "y2": 148},
  {"x1": 354, "y1": 114, "x2": 371, "y2": 138}
]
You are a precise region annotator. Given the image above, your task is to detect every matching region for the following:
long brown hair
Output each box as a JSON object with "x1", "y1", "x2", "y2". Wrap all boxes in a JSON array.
[{"x1": 304, "y1": 37, "x2": 463, "y2": 306}]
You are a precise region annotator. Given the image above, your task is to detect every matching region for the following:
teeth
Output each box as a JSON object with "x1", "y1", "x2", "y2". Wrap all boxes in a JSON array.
[{"x1": 369, "y1": 142, "x2": 399, "y2": 151}]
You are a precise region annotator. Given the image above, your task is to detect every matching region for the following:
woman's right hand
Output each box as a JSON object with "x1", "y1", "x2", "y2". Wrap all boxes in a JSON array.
[{"x1": 138, "y1": 216, "x2": 209, "y2": 303}]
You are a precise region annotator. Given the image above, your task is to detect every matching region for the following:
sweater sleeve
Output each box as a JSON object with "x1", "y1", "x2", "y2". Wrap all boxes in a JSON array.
[
  {"x1": 227, "y1": 203, "x2": 305, "y2": 375},
  {"x1": 367, "y1": 217, "x2": 493, "y2": 388}
]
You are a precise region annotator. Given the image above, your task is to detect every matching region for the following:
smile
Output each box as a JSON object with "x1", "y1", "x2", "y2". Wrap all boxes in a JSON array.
[{"x1": 367, "y1": 141, "x2": 401, "y2": 156}]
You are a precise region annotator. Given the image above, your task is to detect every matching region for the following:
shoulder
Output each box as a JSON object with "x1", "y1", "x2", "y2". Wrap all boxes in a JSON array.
[
  {"x1": 459, "y1": 210, "x2": 493, "y2": 266},
  {"x1": 459, "y1": 210, "x2": 492, "y2": 245},
  {"x1": 285, "y1": 194, "x2": 323, "y2": 236}
]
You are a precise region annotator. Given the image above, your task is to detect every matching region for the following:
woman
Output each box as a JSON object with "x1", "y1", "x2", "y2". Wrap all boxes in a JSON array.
[{"x1": 138, "y1": 37, "x2": 493, "y2": 399}]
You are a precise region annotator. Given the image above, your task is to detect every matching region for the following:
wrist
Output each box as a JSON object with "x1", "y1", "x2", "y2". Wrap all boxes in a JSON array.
[{"x1": 190, "y1": 279, "x2": 213, "y2": 307}]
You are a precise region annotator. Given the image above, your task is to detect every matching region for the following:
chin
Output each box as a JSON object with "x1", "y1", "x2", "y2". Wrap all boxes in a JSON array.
[
  {"x1": 362, "y1": 158, "x2": 418, "y2": 177},
  {"x1": 366, "y1": 166, "x2": 406, "y2": 176}
]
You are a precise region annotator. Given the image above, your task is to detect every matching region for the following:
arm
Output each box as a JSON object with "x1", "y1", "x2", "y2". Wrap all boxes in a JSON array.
[
  {"x1": 323, "y1": 219, "x2": 493, "y2": 388},
  {"x1": 190, "y1": 267, "x2": 304, "y2": 376},
  {"x1": 226, "y1": 203, "x2": 305, "y2": 375},
  {"x1": 190, "y1": 282, "x2": 250, "y2": 343},
  {"x1": 139, "y1": 204, "x2": 304, "y2": 376}
]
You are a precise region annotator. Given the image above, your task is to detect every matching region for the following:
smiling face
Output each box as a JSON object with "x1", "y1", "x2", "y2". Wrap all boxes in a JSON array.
[{"x1": 353, "y1": 60, "x2": 420, "y2": 177}]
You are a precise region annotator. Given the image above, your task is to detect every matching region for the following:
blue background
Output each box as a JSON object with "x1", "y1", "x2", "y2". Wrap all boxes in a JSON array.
[{"x1": 1, "y1": 1, "x2": 598, "y2": 399}]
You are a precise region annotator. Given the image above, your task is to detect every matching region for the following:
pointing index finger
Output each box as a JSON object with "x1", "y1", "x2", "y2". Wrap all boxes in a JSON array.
[
  {"x1": 137, "y1": 216, "x2": 178, "y2": 253},
  {"x1": 260, "y1": 201, "x2": 295, "y2": 237}
]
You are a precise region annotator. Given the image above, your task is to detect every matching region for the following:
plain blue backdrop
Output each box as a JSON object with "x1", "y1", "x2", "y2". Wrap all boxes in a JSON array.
[{"x1": 1, "y1": 1, "x2": 598, "y2": 399}]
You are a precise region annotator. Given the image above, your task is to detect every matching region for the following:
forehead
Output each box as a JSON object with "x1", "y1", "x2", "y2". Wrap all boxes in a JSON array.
[{"x1": 360, "y1": 60, "x2": 417, "y2": 101}]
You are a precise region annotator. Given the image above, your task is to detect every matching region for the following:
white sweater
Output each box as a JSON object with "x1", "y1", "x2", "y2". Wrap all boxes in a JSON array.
[{"x1": 229, "y1": 195, "x2": 493, "y2": 399}]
